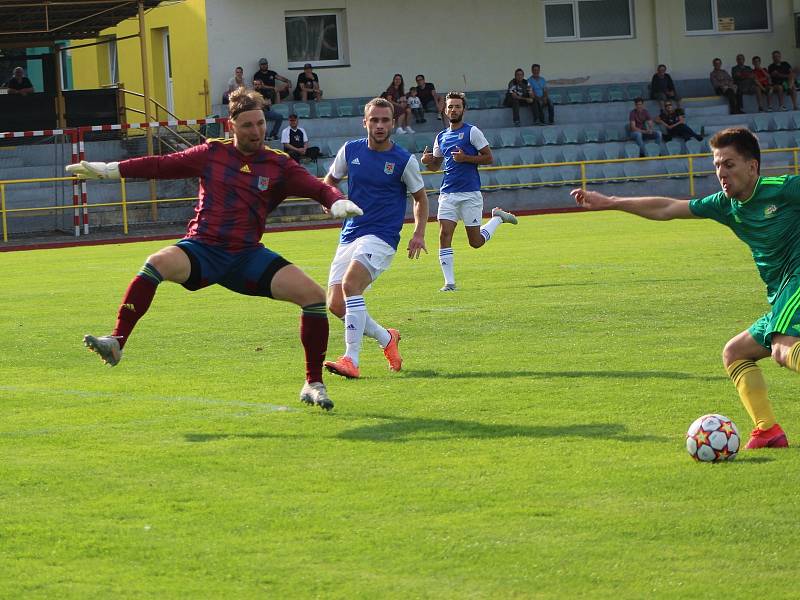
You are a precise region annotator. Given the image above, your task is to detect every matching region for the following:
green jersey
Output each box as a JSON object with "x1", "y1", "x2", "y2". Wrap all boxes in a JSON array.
[{"x1": 689, "y1": 175, "x2": 800, "y2": 303}]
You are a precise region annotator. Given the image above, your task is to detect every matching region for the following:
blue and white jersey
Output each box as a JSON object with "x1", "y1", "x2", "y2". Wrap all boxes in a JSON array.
[
  {"x1": 433, "y1": 123, "x2": 489, "y2": 194},
  {"x1": 329, "y1": 138, "x2": 425, "y2": 249}
]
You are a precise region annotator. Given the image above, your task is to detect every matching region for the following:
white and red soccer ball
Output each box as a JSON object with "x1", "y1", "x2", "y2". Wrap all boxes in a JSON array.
[{"x1": 686, "y1": 414, "x2": 740, "y2": 462}]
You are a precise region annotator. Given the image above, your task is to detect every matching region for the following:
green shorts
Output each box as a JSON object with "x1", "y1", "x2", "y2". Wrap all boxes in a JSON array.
[{"x1": 749, "y1": 274, "x2": 800, "y2": 348}]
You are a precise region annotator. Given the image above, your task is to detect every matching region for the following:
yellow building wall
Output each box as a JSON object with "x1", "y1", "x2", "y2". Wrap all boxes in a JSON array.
[{"x1": 68, "y1": 0, "x2": 210, "y2": 124}]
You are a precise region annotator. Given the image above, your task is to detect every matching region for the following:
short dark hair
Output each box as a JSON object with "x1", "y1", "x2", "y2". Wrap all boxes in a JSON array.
[
  {"x1": 709, "y1": 127, "x2": 761, "y2": 174},
  {"x1": 634, "y1": 96, "x2": 644, "y2": 103},
  {"x1": 288, "y1": 113, "x2": 298, "y2": 119},
  {"x1": 228, "y1": 87, "x2": 265, "y2": 120},
  {"x1": 657, "y1": 64, "x2": 666, "y2": 70},
  {"x1": 753, "y1": 55, "x2": 762, "y2": 62},
  {"x1": 415, "y1": 74, "x2": 425, "y2": 80},
  {"x1": 531, "y1": 63, "x2": 540, "y2": 70},
  {"x1": 713, "y1": 57, "x2": 722, "y2": 64}
]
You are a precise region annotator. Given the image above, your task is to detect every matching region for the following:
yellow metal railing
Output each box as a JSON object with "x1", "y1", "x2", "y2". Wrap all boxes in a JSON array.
[{"x1": 1, "y1": 146, "x2": 798, "y2": 243}]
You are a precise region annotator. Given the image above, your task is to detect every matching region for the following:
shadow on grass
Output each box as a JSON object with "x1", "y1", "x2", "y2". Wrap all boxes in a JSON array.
[
  {"x1": 400, "y1": 369, "x2": 728, "y2": 382},
  {"x1": 335, "y1": 414, "x2": 660, "y2": 443},
  {"x1": 184, "y1": 416, "x2": 662, "y2": 444}
]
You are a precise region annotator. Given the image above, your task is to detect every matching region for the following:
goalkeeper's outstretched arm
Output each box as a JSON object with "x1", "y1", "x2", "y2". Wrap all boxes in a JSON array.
[{"x1": 570, "y1": 188, "x2": 696, "y2": 221}]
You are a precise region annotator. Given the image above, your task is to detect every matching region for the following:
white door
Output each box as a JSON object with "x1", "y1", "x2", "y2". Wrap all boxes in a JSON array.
[{"x1": 161, "y1": 29, "x2": 174, "y2": 115}]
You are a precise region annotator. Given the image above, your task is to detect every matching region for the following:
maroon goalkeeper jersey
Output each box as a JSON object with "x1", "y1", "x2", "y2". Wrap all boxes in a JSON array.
[{"x1": 119, "y1": 139, "x2": 342, "y2": 252}]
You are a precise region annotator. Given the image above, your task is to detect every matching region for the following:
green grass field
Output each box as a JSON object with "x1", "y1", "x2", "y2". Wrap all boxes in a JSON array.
[{"x1": 2, "y1": 212, "x2": 799, "y2": 598}]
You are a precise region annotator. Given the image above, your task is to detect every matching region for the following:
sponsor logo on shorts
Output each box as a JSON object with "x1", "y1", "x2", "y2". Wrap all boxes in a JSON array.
[
  {"x1": 384, "y1": 162, "x2": 395, "y2": 175},
  {"x1": 257, "y1": 176, "x2": 270, "y2": 191},
  {"x1": 346, "y1": 324, "x2": 356, "y2": 330}
]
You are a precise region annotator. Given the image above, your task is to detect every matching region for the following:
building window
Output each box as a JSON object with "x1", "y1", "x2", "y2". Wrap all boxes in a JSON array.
[
  {"x1": 285, "y1": 9, "x2": 349, "y2": 68},
  {"x1": 684, "y1": 0, "x2": 771, "y2": 34},
  {"x1": 544, "y1": 0, "x2": 634, "y2": 41},
  {"x1": 107, "y1": 37, "x2": 118, "y2": 84}
]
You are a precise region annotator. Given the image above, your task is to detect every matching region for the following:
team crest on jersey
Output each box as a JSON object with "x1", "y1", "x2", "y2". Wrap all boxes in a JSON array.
[
  {"x1": 257, "y1": 176, "x2": 270, "y2": 191},
  {"x1": 384, "y1": 162, "x2": 395, "y2": 175},
  {"x1": 764, "y1": 204, "x2": 778, "y2": 217},
  {"x1": 458, "y1": 132, "x2": 465, "y2": 140}
]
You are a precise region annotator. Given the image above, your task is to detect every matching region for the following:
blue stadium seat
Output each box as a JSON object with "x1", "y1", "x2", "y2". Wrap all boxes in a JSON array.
[
  {"x1": 773, "y1": 132, "x2": 794, "y2": 149},
  {"x1": 603, "y1": 142, "x2": 623, "y2": 159},
  {"x1": 293, "y1": 102, "x2": 311, "y2": 118},
  {"x1": 415, "y1": 136, "x2": 434, "y2": 153},
  {"x1": 583, "y1": 126, "x2": 603, "y2": 143},
  {"x1": 772, "y1": 112, "x2": 795, "y2": 131},
  {"x1": 685, "y1": 138, "x2": 708, "y2": 155},
  {"x1": 561, "y1": 146, "x2": 584, "y2": 163},
  {"x1": 604, "y1": 163, "x2": 627, "y2": 182},
  {"x1": 315, "y1": 101, "x2": 334, "y2": 118},
  {"x1": 666, "y1": 158, "x2": 689, "y2": 178},
  {"x1": 567, "y1": 89, "x2": 585, "y2": 104},
  {"x1": 394, "y1": 134, "x2": 416, "y2": 152},
  {"x1": 492, "y1": 169, "x2": 519, "y2": 189},
  {"x1": 607, "y1": 86, "x2": 625, "y2": 102},
  {"x1": 483, "y1": 93, "x2": 503, "y2": 109},
  {"x1": 559, "y1": 165, "x2": 581, "y2": 186},
  {"x1": 585, "y1": 164, "x2": 606, "y2": 184},
  {"x1": 538, "y1": 166, "x2": 564, "y2": 186},
  {"x1": 518, "y1": 147, "x2": 542, "y2": 165},
  {"x1": 623, "y1": 143, "x2": 641, "y2": 159},
  {"x1": 626, "y1": 85, "x2": 646, "y2": 100},
  {"x1": 539, "y1": 146, "x2": 563, "y2": 164},
  {"x1": 521, "y1": 129, "x2": 542, "y2": 146},
  {"x1": 644, "y1": 142, "x2": 662, "y2": 157},
  {"x1": 562, "y1": 125, "x2": 583, "y2": 144},
  {"x1": 316, "y1": 158, "x2": 334, "y2": 177},
  {"x1": 466, "y1": 95, "x2": 481, "y2": 110},
  {"x1": 587, "y1": 88, "x2": 605, "y2": 102},
  {"x1": 498, "y1": 127, "x2": 521, "y2": 147},
  {"x1": 425, "y1": 171, "x2": 444, "y2": 190},
  {"x1": 336, "y1": 101, "x2": 355, "y2": 117},
  {"x1": 542, "y1": 127, "x2": 563, "y2": 145},
  {"x1": 751, "y1": 114, "x2": 774, "y2": 132},
  {"x1": 548, "y1": 91, "x2": 563, "y2": 105},
  {"x1": 604, "y1": 125, "x2": 628, "y2": 142},
  {"x1": 582, "y1": 145, "x2": 607, "y2": 162},
  {"x1": 517, "y1": 168, "x2": 540, "y2": 188},
  {"x1": 665, "y1": 140, "x2": 685, "y2": 155}
]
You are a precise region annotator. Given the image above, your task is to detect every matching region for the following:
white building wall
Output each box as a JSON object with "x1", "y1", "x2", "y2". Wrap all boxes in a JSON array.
[{"x1": 205, "y1": 0, "x2": 799, "y2": 102}]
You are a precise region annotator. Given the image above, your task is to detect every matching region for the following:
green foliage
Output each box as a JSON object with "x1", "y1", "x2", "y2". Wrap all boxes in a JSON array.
[{"x1": 2, "y1": 214, "x2": 799, "y2": 598}]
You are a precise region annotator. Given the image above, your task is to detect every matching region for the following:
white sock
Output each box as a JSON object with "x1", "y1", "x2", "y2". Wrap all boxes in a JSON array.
[
  {"x1": 480, "y1": 216, "x2": 503, "y2": 242},
  {"x1": 344, "y1": 295, "x2": 366, "y2": 365},
  {"x1": 439, "y1": 247, "x2": 455, "y2": 285},
  {"x1": 364, "y1": 313, "x2": 391, "y2": 348}
]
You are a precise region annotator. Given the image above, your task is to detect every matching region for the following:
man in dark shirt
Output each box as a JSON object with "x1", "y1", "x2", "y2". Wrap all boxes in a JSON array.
[
  {"x1": 5, "y1": 67, "x2": 34, "y2": 95},
  {"x1": 650, "y1": 64, "x2": 680, "y2": 110},
  {"x1": 252, "y1": 58, "x2": 290, "y2": 104},
  {"x1": 65, "y1": 88, "x2": 363, "y2": 410},
  {"x1": 732, "y1": 53, "x2": 765, "y2": 112},
  {"x1": 504, "y1": 68, "x2": 536, "y2": 126},
  {"x1": 280, "y1": 114, "x2": 321, "y2": 162},
  {"x1": 768, "y1": 50, "x2": 797, "y2": 111},
  {"x1": 414, "y1": 74, "x2": 444, "y2": 121},
  {"x1": 293, "y1": 63, "x2": 322, "y2": 102}
]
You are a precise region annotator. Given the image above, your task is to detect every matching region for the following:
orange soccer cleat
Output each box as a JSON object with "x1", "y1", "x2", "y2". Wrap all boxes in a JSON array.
[
  {"x1": 744, "y1": 423, "x2": 789, "y2": 449},
  {"x1": 324, "y1": 356, "x2": 361, "y2": 379},
  {"x1": 383, "y1": 328, "x2": 402, "y2": 372}
]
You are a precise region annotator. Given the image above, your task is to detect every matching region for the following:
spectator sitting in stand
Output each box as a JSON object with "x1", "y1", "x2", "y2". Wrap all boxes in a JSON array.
[
  {"x1": 752, "y1": 56, "x2": 776, "y2": 112},
  {"x1": 293, "y1": 63, "x2": 323, "y2": 102},
  {"x1": 650, "y1": 64, "x2": 681, "y2": 110},
  {"x1": 414, "y1": 74, "x2": 445, "y2": 121},
  {"x1": 280, "y1": 114, "x2": 321, "y2": 163},
  {"x1": 406, "y1": 86, "x2": 425, "y2": 124},
  {"x1": 384, "y1": 73, "x2": 414, "y2": 134},
  {"x1": 528, "y1": 63, "x2": 554, "y2": 125},
  {"x1": 5, "y1": 67, "x2": 34, "y2": 95},
  {"x1": 223, "y1": 66, "x2": 248, "y2": 104},
  {"x1": 505, "y1": 68, "x2": 536, "y2": 127},
  {"x1": 249, "y1": 78, "x2": 283, "y2": 140},
  {"x1": 710, "y1": 57, "x2": 742, "y2": 115},
  {"x1": 252, "y1": 58, "x2": 290, "y2": 104},
  {"x1": 731, "y1": 53, "x2": 765, "y2": 113},
  {"x1": 768, "y1": 50, "x2": 798, "y2": 111},
  {"x1": 628, "y1": 97, "x2": 663, "y2": 156},
  {"x1": 656, "y1": 101, "x2": 702, "y2": 142}
]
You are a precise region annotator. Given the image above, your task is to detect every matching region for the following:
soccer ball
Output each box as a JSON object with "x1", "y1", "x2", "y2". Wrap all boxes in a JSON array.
[{"x1": 686, "y1": 414, "x2": 740, "y2": 462}]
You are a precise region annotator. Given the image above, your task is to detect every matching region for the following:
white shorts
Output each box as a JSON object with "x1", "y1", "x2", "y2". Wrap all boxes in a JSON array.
[
  {"x1": 437, "y1": 191, "x2": 485, "y2": 227},
  {"x1": 327, "y1": 234, "x2": 396, "y2": 286}
]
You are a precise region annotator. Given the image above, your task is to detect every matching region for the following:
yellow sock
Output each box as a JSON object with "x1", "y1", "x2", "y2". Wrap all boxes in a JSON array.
[
  {"x1": 726, "y1": 359, "x2": 776, "y2": 431},
  {"x1": 785, "y1": 341, "x2": 800, "y2": 373}
]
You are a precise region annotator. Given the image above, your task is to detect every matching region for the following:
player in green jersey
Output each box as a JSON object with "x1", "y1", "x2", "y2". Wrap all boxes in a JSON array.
[{"x1": 571, "y1": 127, "x2": 800, "y2": 450}]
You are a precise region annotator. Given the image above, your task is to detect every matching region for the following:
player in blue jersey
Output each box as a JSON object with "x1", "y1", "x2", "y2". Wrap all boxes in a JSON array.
[
  {"x1": 322, "y1": 97, "x2": 429, "y2": 378},
  {"x1": 421, "y1": 91, "x2": 518, "y2": 292}
]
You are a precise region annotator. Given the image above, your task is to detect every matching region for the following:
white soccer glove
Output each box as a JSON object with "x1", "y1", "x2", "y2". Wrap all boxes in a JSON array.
[
  {"x1": 330, "y1": 199, "x2": 363, "y2": 219},
  {"x1": 65, "y1": 160, "x2": 121, "y2": 180}
]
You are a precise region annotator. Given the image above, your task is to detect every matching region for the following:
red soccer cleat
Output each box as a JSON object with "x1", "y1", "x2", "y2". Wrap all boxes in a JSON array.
[
  {"x1": 324, "y1": 356, "x2": 360, "y2": 379},
  {"x1": 383, "y1": 328, "x2": 402, "y2": 372},
  {"x1": 744, "y1": 423, "x2": 789, "y2": 449}
]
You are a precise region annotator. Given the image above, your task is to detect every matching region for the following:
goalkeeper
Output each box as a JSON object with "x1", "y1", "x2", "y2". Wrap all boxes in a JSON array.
[{"x1": 67, "y1": 87, "x2": 362, "y2": 410}]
